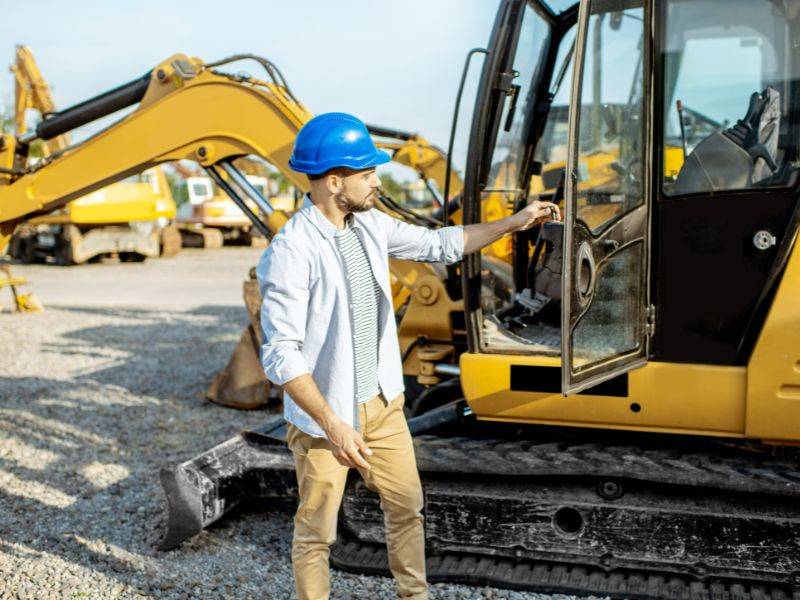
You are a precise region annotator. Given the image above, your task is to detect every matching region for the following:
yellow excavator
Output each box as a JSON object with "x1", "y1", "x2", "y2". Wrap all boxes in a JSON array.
[
  {"x1": 160, "y1": 1, "x2": 800, "y2": 598},
  {"x1": 0, "y1": 53, "x2": 313, "y2": 252},
  {"x1": 7, "y1": 45, "x2": 181, "y2": 264}
]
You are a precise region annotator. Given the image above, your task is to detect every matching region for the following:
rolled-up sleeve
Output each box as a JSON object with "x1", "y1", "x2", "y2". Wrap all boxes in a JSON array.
[
  {"x1": 380, "y1": 212, "x2": 464, "y2": 264},
  {"x1": 255, "y1": 238, "x2": 311, "y2": 385}
]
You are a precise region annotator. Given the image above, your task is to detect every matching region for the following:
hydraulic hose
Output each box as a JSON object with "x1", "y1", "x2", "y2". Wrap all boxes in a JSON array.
[
  {"x1": 204, "y1": 54, "x2": 297, "y2": 103},
  {"x1": 29, "y1": 72, "x2": 152, "y2": 142}
]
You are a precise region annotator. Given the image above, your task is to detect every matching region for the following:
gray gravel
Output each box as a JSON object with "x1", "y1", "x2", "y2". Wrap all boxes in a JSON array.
[{"x1": 0, "y1": 252, "x2": 583, "y2": 599}]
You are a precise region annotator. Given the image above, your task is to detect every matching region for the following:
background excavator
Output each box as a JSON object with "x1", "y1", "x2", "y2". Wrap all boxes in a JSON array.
[
  {"x1": 160, "y1": 1, "x2": 800, "y2": 598},
  {"x1": 6, "y1": 46, "x2": 181, "y2": 264},
  {"x1": 169, "y1": 158, "x2": 271, "y2": 249},
  {"x1": 0, "y1": 43, "x2": 472, "y2": 414}
]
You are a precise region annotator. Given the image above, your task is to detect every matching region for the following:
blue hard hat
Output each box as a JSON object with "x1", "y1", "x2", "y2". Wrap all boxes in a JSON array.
[{"x1": 289, "y1": 112, "x2": 391, "y2": 174}]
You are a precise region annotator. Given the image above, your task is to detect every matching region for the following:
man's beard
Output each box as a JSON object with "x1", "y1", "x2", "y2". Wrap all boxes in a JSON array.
[{"x1": 335, "y1": 188, "x2": 375, "y2": 213}]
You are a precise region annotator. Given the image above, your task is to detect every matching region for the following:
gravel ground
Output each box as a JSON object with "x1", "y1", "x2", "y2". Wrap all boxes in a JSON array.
[{"x1": 0, "y1": 267, "x2": 582, "y2": 600}]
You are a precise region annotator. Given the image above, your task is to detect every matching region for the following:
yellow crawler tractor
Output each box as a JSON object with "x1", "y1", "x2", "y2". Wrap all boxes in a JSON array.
[{"x1": 160, "y1": 1, "x2": 800, "y2": 598}]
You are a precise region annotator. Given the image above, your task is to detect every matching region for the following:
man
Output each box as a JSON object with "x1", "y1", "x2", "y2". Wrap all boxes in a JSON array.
[{"x1": 257, "y1": 112, "x2": 560, "y2": 600}]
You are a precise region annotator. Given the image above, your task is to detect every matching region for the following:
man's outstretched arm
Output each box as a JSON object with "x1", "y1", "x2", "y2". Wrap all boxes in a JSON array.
[
  {"x1": 383, "y1": 199, "x2": 560, "y2": 264},
  {"x1": 463, "y1": 199, "x2": 560, "y2": 255}
]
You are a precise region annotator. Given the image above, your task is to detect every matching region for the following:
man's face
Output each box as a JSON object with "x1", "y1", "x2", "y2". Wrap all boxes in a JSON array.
[{"x1": 333, "y1": 168, "x2": 381, "y2": 213}]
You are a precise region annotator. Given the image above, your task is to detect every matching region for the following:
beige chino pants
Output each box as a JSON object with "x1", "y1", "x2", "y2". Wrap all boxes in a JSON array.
[{"x1": 287, "y1": 394, "x2": 427, "y2": 600}]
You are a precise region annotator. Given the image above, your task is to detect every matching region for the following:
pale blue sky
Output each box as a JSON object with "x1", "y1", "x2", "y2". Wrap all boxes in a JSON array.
[{"x1": 0, "y1": 0, "x2": 501, "y2": 181}]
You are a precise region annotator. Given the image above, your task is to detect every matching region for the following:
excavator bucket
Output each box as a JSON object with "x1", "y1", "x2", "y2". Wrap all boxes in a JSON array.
[
  {"x1": 207, "y1": 269, "x2": 273, "y2": 410},
  {"x1": 0, "y1": 265, "x2": 44, "y2": 313},
  {"x1": 207, "y1": 324, "x2": 272, "y2": 410}
]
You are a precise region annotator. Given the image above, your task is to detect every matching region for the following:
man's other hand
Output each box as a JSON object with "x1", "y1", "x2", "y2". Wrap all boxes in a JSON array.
[
  {"x1": 323, "y1": 416, "x2": 373, "y2": 470},
  {"x1": 512, "y1": 200, "x2": 561, "y2": 232}
]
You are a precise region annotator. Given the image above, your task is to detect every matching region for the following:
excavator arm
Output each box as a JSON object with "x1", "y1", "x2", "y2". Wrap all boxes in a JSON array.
[
  {"x1": 369, "y1": 124, "x2": 463, "y2": 200},
  {"x1": 0, "y1": 53, "x2": 313, "y2": 252}
]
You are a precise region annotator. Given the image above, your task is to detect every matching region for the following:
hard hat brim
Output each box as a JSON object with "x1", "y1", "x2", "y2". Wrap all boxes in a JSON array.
[{"x1": 289, "y1": 148, "x2": 391, "y2": 175}]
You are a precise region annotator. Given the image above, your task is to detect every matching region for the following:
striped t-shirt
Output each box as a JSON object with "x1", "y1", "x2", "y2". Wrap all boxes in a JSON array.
[{"x1": 334, "y1": 222, "x2": 381, "y2": 404}]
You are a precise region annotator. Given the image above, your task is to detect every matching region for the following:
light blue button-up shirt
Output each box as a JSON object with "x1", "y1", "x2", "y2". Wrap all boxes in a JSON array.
[{"x1": 256, "y1": 195, "x2": 464, "y2": 438}]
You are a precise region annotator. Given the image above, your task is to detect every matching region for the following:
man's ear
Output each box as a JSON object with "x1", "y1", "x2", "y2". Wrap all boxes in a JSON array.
[{"x1": 326, "y1": 172, "x2": 343, "y2": 195}]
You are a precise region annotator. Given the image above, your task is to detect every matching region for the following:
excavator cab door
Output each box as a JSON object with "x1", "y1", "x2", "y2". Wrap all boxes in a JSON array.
[{"x1": 561, "y1": 0, "x2": 652, "y2": 395}]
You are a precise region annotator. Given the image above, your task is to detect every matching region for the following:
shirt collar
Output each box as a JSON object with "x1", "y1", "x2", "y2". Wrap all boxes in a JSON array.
[{"x1": 300, "y1": 194, "x2": 360, "y2": 239}]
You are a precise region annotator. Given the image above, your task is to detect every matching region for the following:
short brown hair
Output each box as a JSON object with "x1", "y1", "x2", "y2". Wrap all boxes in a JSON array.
[{"x1": 307, "y1": 166, "x2": 359, "y2": 181}]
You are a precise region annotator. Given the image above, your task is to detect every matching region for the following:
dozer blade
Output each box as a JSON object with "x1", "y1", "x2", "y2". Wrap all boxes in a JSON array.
[
  {"x1": 158, "y1": 415, "x2": 296, "y2": 550},
  {"x1": 160, "y1": 409, "x2": 800, "y2": 596}
]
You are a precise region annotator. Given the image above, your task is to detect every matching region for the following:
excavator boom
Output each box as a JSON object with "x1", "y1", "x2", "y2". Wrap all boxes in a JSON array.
[{"x1": 0, "y1": 53, "x2": 312, "y2": 248}]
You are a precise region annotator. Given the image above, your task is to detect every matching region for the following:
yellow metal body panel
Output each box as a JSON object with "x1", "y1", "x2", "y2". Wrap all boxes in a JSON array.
[
  {"x1": 663, "y1": 146, "x2": 685, "y2": 181},
  {"x1": 746, "y1": 238, "x2": 800, "y2": 440},
  {"x1": 461, "y1": 353, "x2": 746, "y2": 438},
  {"x1": 264, "y1": 210, "x2": 289, "y2": 234},
  {"x1": 391, "y1": 259, "x2": 463, "y2": 376},
  {"x1": 30, "y1": 174, "x2": 176, "y2": 225}
]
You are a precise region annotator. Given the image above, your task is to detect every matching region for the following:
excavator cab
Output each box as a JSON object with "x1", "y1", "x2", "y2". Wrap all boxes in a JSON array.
[{"x1": 461, "y1": 0, "x2": 800, "y2": 418}]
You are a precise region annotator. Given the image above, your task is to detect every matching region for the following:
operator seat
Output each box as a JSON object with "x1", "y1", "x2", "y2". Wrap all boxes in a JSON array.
[{"x1": 673, "y1": 87, "x2": 780, "y2": 195}]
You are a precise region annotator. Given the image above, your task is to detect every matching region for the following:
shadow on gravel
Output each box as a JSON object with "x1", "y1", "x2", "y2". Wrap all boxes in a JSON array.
[
  {"x1": 41, "y1": 304, "x2": 249, "y2": 401},
  {"x1": 0, "y1": 304, "x2": 277, "y2": 597},
  {"x1": 1, "y1": 376, "x2": 166, "y2": 596}
]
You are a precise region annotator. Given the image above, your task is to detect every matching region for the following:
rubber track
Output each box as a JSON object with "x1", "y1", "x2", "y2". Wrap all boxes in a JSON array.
[
  {"x1": 411, "y1": 435, "x2": 800, "y2": 497},
  {"x1": 331, "y1": 434, "x2": 800, "y2": 597},
  {"x1": 331, "y1": 538, "x2": 800, "y2": 600}
]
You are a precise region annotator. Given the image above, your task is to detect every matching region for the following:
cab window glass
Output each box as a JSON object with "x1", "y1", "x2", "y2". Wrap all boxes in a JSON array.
[
  {"x1": 572, "y1": 3, "x2": 645, "y2": 235},
  {"x1": 479, "y1": 3, "x2": 557, "y2": 352},
  {"x1": 662, "y1": 0, "x2": 800, "y2": 195},
  {"x1": 479, "y1": 3, "x2": 550, "y2": 267},
  {"x1": 531, "y1": 25, "x2": 577, "y2": 195},
  {"x1": 545, "y1": 0, "x2": 579, "y2": 13},
  {"x1": 192, "y1": 182, "x2": 210, "y2": 198},
  {"x1": 485, "y1": 4, "x2": 550, "y2": 197}
]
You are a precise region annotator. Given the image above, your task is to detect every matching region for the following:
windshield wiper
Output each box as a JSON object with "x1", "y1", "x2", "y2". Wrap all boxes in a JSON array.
[{"x1": 548, "y1": 40, "x2": 575, "y2": 101}]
